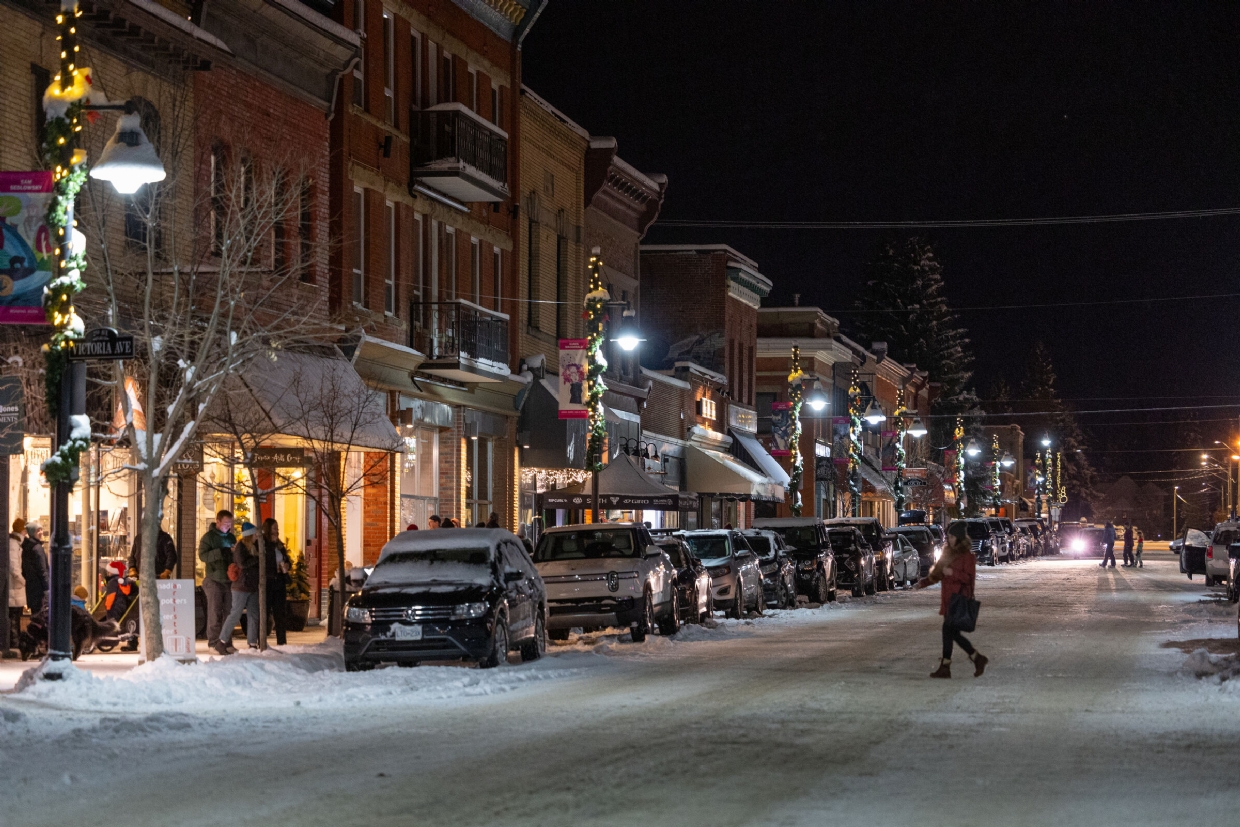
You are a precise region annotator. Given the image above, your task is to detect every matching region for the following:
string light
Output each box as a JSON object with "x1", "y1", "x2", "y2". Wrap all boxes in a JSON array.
[{"x1": 787, "y1": 345, "x2": 804, "y2": 516}]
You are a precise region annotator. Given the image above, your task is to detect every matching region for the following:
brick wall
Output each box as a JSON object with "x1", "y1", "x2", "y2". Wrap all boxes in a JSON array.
[
  {"x1": 360, "y1": 452, "x2": 392, "y2": 565},
  {"x1": 642, "y1": 375, "x2": 688, "y2": 440},
  {"x1": 639, "y1": 251, "x2": 728, "y2": 371}
]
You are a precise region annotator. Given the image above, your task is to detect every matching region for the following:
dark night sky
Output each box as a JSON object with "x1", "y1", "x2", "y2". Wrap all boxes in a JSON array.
[{"x1": 523, "y1": 2, "x2": 1240, "y2": 481}]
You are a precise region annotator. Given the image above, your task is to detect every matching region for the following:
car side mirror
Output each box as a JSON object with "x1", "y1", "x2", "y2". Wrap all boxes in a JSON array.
[{"x1": 504, "y1": 570, "x2": 523, "y2": 583}]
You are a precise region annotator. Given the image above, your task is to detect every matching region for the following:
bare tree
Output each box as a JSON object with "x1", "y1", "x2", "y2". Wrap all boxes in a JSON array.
[{"x1": 79, "y1": 108, "x2": 327, "y2": 660}]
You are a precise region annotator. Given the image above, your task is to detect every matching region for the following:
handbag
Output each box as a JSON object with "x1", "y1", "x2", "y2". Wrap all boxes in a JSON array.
[
  {"x1": 227, "y1": 562, "x2": 241, "y2": 582},
  {"x1": 947, "y1": 591, "x2": 980, "y2": 632}
]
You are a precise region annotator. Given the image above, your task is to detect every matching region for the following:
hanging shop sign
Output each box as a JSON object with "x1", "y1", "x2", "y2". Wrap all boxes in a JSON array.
[
  {"x1": 69, "y1": 327, "x2": 135, "y2": 361},
  {"x1": 0, "y1": 172, "x2": 54, "y2": 325},
  {"x1": 557, "y1": 339, "x2": 589, "y2": 419},
  {"x1": 0, "y1": 377, "x2": 24, "y2": 455},
  {"x1": 251, "y1": 446, "x2": 310, "y2": 468},
  {"x1": 769, "y1": 402, "x2": 792, "y2": 456}
]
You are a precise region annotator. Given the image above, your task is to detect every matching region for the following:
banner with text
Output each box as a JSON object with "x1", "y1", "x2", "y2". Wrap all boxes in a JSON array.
[
  {"x1": 0, "y1": 172, "x2": 54, "y2": 324},
  {"x1": 769, "y1": 402, "x2": 792, "y2": 456},
  {"x1": 557, "y1": 339, "x2": 589, "y2": 419}
]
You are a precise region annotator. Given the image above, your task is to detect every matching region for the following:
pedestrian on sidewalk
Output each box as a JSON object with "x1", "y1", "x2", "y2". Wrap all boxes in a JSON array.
[
  {"x1": 129, "y1": 527, "x2": 178, "y2": 579},
  {"x1": 1135, "y1": 529, "x2": 1145, "y2": 568},
  {"x1": 261, "y1": 518, "x2": 291, "y2": 646},
  {"x1": 1100, "y1": 521, "x2": 1117, "y2": 568},
  {"x1": 8, "y1": 519, "x2": 26, "y2": 643},
  {"x1": 915, "y1": 521, "x2": 988, "y2": 679},
  {"x1": 20, "y1": 523, "x2": 48, "y2": 615},
  {"x1": 1122, "y1": 522, "x2": 1135, "y2": 567},
  {"x1": 428, "y1": 515, "x2": 441, "y2": 529},
  {"x1": 199, "y1": 510, "x2": 236, "y2": 654},
  {"x1": 486, "y1": 512, "x2": 501, "y2": 528},
  {"x1": 218, "y1": 522, "x2": 261, "y2": 652}
]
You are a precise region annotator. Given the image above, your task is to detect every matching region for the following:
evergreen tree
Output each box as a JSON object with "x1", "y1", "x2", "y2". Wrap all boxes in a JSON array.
[{"x1": 855, "y1": 236, "x2": 979, "y2": 417}]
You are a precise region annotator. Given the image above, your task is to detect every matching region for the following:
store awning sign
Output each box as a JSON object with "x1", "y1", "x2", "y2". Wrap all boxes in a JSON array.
[{"x1": 0, "y1": 376, "x2": 23, "y2": 455}]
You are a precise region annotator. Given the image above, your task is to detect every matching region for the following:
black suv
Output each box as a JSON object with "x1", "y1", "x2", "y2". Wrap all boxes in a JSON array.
[
  {"x1": 741, "y1": 529, "x2": 798, "y2": 609},
  {"x1": 343, "y1": 529, "x2": 546, "y2": 671},
  {"x1": 826, "y1": 518, "x2": 896, "y2": 591},
  {"x1": 825, "y1": 526, "x2": 877, "y2": 597},
  {"x1": 752, "y1": 518, "x2": 838, "y2": 603},
  {"x1": 950, "y1": 519, "x2": 1000, "y2": 567}
]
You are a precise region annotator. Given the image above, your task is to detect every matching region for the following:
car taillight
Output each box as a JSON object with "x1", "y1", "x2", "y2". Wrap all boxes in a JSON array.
[{"x1": 1208, "y1": 545, "x2": 1214, "y2": 559}]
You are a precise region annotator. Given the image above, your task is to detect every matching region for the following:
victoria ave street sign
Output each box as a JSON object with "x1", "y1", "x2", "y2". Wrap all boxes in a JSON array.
[{"x1": 68, "y1": 327, "x2": 135, "y2": 361}]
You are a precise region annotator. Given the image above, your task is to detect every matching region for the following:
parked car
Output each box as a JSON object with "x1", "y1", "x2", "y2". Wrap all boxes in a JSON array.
[
  {"x1": 683, "y1": 530, "x2": 764, "y2": 619},
  {"x1": 998, "y1": 518, "x2": 1026, "y2": 559},
  {"x1": 825, "y1": 517, "x2": 894, "y2": 591},
  {"x1": 985, "y1": 518, "x2": 1013, "y2": 563},
  {"x1": 654, "y1": 535, "x2": 712, "y2": 624},
  {"x1": 926, "y1": 524, "x2": 947, "y2": 551},
  {"x1": 533, "y1": 523, "x2": 678, "y2": 642},
  {"x1": 891, "y1": 525, "x2": 938, "y2": 577},
  {"x1": 343, "y1": 528, "x2": 547, "y2": 671},
  {"x1": 752, "y1": 517, "x2": 838, "y2": 603},
  {"x1": 1061, "y1": 525, "x2": 1105, "y2": 558},
  {"x1": 1015, "y1": 519, "x2": 1045, "y2": 556},
  {"x1": 1207, "y1": 522, "x2": 1240, "y2": 587},
  {"x1": 884, "y1": 532, "x2": 921, "y2": 587},
  {"x1": 951, "y1": 518, "x2": 1001, "y2": 566},
  {"x1": 1016, "y1": 525, "x2": 1038, "y2": 559},
  {"x1": 1178, "y1": 528, "x2": 1209, "y2": 578},
  {"x1": 741, "y1": 529, "x2": 798, "y2": 609},
  {"x1": 825, "y1": 526, "x2": 877, "y2": 597}
]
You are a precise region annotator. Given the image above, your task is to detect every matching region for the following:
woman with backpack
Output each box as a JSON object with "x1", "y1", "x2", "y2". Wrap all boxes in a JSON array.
[
  {"x1": 216, "y1": 522, "x2": 261, "y2": 654},
  {"x1": 915, "y1": 521, "x2": 988, "y2": 679}
]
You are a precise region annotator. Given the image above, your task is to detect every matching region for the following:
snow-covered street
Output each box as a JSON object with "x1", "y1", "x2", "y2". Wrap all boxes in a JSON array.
[{"x1": 4, "y1": 551, "x2": 1239, "y2": 827}]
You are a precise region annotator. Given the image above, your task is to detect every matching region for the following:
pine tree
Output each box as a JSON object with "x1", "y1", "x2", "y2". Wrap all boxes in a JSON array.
[
  {"x1": 854, "y1": 236, "x2": 979, "y2": 417},
  {"x1": 287, "y1": 549, "x2": 311, "y2": 601}
]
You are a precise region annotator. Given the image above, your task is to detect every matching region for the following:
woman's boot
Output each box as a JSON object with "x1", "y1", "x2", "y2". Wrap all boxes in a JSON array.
[
  {"x1": 930, "y1": 658, "x2": 951, "y2": 679},
  {"x1": 969, "y1": 651, "x2": 988, "y2": 677}
]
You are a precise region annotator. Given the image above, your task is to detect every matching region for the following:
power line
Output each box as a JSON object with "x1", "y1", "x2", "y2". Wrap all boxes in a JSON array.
[
  {"x1": 831, "y1": 290, "x2": 1240, "y2": 314},
  {"x1": 657, "y1": 207, "x2": 1240, "y2": 230},
  {"x1": 930, "y1": 403, "x2": 1240, "y2": 419}
]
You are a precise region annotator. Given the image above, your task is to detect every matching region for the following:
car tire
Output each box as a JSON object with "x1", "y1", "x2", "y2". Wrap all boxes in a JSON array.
[
  {"x1": 521, "y1": 612, "x2": 547, "y2": 662},
  {"x1": 785, "y1": 578, "x2": 799, "y2": 609},
  {"x1": 814, "y1": 572, "x2": 829, "y2": 604},
  {"x1": 827, "y1": 571, "x2": 838, "y2": 602},
  {"x1": 851, "y1": 580, "x2": 863, "y2": 598},
  {"x1": 702, "y1": 591, "x2": 714, "y2": 623},
  {"x1": 1205, "y1": 574, "x2": 1215, "y2": 587},
  {"x1": 728, "y1": 587, "x2": 744, "y2": 620},
  {"x1": 345, "y1": 660, "x2": 374, "y2": 672},
  {"x1": 631, "y1": 591, "x2": 654, "y2": 642},
  {"x1": 548, "y1": 628, "x2": 570, "y2": 641},
  {"x1": 988, "y1": 555, "x2": 997, "y2": 567},
  {"x1": 658, "y1": 591, "x2": 680, "y2": 636},
  {"x1": 480, "y1": 616, "x2": 509, "y2": 668},
  {"x1": 876, "y1": 563, "x2": 887, "y2": 592}
]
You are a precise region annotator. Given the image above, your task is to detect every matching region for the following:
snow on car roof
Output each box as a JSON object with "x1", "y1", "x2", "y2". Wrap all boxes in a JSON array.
[{"x1": 376, "y1": 528, "x2": 516, "y2": 561}]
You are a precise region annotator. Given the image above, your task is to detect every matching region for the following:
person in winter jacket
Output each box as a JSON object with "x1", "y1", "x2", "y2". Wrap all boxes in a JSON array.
[
  {"x1": 20, "y1": 523, "x2": 48, "y2": 615},
  {"x1": 261, "y1": 518, "x2": 291, "y2": 646},
  {"x1": 1121, "y1": 523, "x2": 1135, "y2": 567},
  {"x1": 101, "y1": 560, "x2": 138, "y2": 622},
  {"x1": 129, "y1": 528, "x2": 178, "y2": 579},
  {"x1": 1135, "y1": 529, "x2": 1145, "y2": 568},
  {"x1": 1100, "y1": 521, "x2": 1117, "y2": 568},
  {"x1": 486, "y1": 512, "x2": 501, "y2": 529},
  {"x1": 217, "y1": 522, "x2": 261, "y2": 653},
  {"x1": 8, "y1": 519, "x2": 26, "y2": 642},
  {"x1": 198, "y1": 510, "x2": 236, "y2": 653},
  {"x1": 915, "y1": 522, "x2": 988, "y2": 679}
]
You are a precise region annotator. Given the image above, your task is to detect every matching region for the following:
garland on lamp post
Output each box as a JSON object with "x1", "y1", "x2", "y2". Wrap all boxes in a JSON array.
[
  {"x1": 787, "y1": 345, "x2": 804, "y2": 516},
  {"x1": 583, "y1": 249, "x2": 609, "y2": 519},
  {"x1": 1034, "y1": 451, "x2": 1044, "y2": 519},
  {"x1": 953, "y1": 417, "x2": 965, "y2": 514},
  {"x1": 1057, "y1": 450, "x2": 1067, "y2": 509},
  {"x1": 990, "y1": 434, "x2": 1002, "y2": 512},
  {"x1": 847, "y1": 370, "x2": 863, "y2": 517},
  {"x1": 892, "y1": 390, "x2": 907, "y2": 513}
]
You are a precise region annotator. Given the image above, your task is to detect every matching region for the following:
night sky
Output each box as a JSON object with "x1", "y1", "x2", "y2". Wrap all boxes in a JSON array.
[{"x1": 523, "y1": 2, "x2": 1240, "y2": 483}]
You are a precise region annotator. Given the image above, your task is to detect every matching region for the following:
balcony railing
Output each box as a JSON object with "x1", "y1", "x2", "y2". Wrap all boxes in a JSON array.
[
  {"x1": 411, "y1": 300, "x2": 510, "y2": 381},
  {"x1": 410, "y1": 104, "x2": 508, "y2": 202}
]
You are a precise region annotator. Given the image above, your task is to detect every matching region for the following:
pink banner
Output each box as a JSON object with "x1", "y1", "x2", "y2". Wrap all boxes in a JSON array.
[{"x1": 0, "y1": 172, "x2": 53, "y2": 324}]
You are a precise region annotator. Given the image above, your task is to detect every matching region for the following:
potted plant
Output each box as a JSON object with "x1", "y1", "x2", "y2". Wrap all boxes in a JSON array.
[{"x1": 285, "y1": 549, "x2": 312, "y2": 632}]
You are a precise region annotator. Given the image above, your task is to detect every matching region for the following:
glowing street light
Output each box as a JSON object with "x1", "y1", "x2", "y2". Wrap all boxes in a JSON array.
[
  {"x1": 89, "y1": 112, "x2": 166, "y2": 194},
  {"x1": 907, "y1": 417, "x2": 928, "y2": 438}
]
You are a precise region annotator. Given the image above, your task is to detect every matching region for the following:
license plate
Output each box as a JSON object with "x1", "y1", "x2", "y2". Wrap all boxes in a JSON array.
[{"x1": 391, "y1": 623, "x2": 423, "y2": 641}]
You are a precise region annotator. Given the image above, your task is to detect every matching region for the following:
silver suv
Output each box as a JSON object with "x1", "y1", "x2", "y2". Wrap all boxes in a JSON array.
[
  {"x1": 683, "y1": 530, "x2": 764, "y2": 620},
  {"x1": 532, "y1": 523, "x2": 678, "y2": 642}
]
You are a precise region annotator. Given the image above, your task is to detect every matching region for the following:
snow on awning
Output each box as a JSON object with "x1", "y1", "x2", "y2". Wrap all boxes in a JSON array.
[
  {"x1": 729, "y1": 429, "x2": 791, "y2": 488},
  {"x1": 686, "y1": 445, "x2": 784, "y2": 502},
  {"x1": 857, "y1": 459, "x2": 893, "y2": 498}
]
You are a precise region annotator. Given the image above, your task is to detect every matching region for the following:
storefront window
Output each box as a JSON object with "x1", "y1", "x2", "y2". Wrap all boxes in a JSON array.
[
  {"x1": 400, "y1": 426, "x2": 439, "y2": 529},
  {"x1": 464, "y1": 436, "x2": 492, "y2": 527}
]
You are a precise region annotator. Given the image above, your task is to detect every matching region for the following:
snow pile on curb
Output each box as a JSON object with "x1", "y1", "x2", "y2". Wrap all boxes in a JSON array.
[
  {"x1": 9, "y1": 642, "x2": 580, "y2": 712},
  {"x1": 1182, "y1": 648, "x2": 1240, "y2": 682}
]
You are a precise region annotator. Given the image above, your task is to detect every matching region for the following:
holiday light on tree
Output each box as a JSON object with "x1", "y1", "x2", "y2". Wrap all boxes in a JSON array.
[
  {"x1": 848, "y1": 370, "x2": 863, "y2": 517},
  {"x1": 953, "y1": 416, "x2": 965, "y2": 513},
  {"x1": 991, "y1": 434, "x2": 1001, "y2": 511},
  {"x1": 584, "y1": 248, "x2": 609, "y2": 480},
  {"x1": 787, "y1": 345, "x2": 804, "y2": 516},
  {"x1": 893, "y1": 390, "x2": 907, "y2": 512}
]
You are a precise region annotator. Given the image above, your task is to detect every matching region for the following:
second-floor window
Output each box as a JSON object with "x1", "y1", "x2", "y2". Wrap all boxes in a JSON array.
[
  {"x1": 468, "y1": 67, "x2": 478, "y2": 112},
  {"x1": 210, "y1": 144, "x2": 227, "y2": 255},
  {"x1": 409, "y1": 29, "x2": 421, "y2": 110},
  {"x1": 385, "y1": 200, "x2": 396, "y2": 314},
  {"x1": 352, "y1": 186, "x2": 365, "y2": 305},
  {"x1": 492, "y1": 246, "x2": 502, "y2": 312},
  {"x1": 382, "y1": 11, "x2": 395, "y2": 124},
  {"x1": 555, "y1": 232, "x2": 568, "y2": 338},
  {"x1": 490, "y1": 86, "x2": 499, "y2": 127},
  {"x1": 298, "y1": 177, "x2": 313, "y2": 283},
  {"x1": 470, "y1": 237, "x2": 481, "y2": 305},
  {"x1": 441, "y1": 50, "x2": 454, "y2": 103},
  {"x1": 353, "y1": 0, "x2": 365, "y2": 109}
]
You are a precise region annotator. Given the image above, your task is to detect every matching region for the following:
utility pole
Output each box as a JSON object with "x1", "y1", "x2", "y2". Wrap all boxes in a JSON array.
[{"x1": 1172, "y1": 485, "x2": 1178, "y2": 539}]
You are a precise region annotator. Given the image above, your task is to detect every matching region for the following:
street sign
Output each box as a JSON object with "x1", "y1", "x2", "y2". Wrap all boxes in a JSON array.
[
  {"x1": 0, "y1": 377, "x2": 24, "y2": 455},
  {"x1": 905, "y1": 478, "x2": 927, "y2": 487},
  {"x1": 68, "y1": 327, "x2": 135, "y2": 361},
  {"x1": 251, "y1": 446, "x2": 309, "y2": 467}
]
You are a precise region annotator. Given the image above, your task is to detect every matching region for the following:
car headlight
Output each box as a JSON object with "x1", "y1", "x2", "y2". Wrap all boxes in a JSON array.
[
  {"x1": 345, "y1": 606, "x2": 371, "y2": 624},
  {"x1": 799, "y1": 560, "x2": 815, "y2": 570},
  {"x1": 709, "y1": 565, "x2": 732, "y2": 577},
  {"x1": 933, "y1": 545, "x2": 942, "y2": 561},
  {"x1": 451, "y1": 602, "x2": 489, "y2": 619}
]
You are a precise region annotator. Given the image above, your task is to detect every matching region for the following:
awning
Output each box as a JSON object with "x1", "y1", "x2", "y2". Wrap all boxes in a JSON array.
[
  {"x1": 235, "y1": 350, "x2": 402, "y2": 452},
  {"x1": 729, "y1": 429, "x2": 791, "y2": 487},
  {"x1": 857, "y1": 459, "x2": 893, "y2": 498},
  {"x1": 686, "y1": 445, "x2": 784, "y2": 502},
  {"x1": 538, "y1": 454, "x2": 698, "y2": 511}
]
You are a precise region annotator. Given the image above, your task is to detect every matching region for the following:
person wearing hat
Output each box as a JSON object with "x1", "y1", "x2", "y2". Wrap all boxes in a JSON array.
[
  {"x1": 20, "y1": 522, "x2": 48, "y2": 616},
  {"x1": 199, "y1": 510, "x2": 236, "y2": 654},
  {"x1": 216, "y1": 521, "x2": 261, "y2": 653},
  {"x1": 914, "y1": 521, "x2": 988, "y2": 679},
  {"x1": 102, "y1": 559, "x2": 137, "y2": 622},
  {"x1": 7, "y1": 519, "x2": 26, "y2": 644}
]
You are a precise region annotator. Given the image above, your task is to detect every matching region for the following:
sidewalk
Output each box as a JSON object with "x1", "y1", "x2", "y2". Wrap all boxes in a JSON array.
[{"x1": 0, "y1": 626, "x2": 330, "y2": 691}]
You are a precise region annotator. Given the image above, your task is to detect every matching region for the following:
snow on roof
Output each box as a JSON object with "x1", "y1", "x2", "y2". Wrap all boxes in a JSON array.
[
  {"x1": 521, "y1": 86, "x2": 590, "y2": 139},
  {"x1": 378, "y1": 528, "x2": 517, "y2": 561}
]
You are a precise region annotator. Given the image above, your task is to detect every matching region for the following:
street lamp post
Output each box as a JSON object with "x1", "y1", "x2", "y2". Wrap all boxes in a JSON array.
[
  {"x1": 892, "y1": 391, "x2": 908, "y2": 513},
  {"x1": 990, "y1": 435, "x2": 1001, "y2": 514},
  {"x1": 787, "y1": 345, "x2": 804, "y2": 517},
  {"x1": 952, "y1": 417, "x2": 965, "y2": 515},
  {"x1": 847, "y1": 371, "x2": 863, "y2": 518}
]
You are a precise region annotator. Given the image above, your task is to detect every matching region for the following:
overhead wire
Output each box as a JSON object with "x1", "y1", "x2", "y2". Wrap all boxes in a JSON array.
[{"x1": 656, "y1": 207, "x2": 1240, "y2": 229}]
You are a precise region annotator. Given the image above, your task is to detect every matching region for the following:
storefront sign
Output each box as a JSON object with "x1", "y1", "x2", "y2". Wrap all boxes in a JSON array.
[
  {"x1": 0, "y1": 172, "x2": 54, "y2": 324},
  {"x1": 728, "y1": 405, "x2": 757, "y2": 433},
  {"x1": 140, "y1": 579, "x2": 197, "y2": 662},
  {"x1": 557, "y1": 339, "x2": 588, "y2": 419},
  {"x1": 769, "y1": 402, "x2": 792, "y2": 456},
  {"x1": 68, "y1": 327, "x2": 135, "y2": 361},
  {"x1": 251, "y1": 446, "x2": 309, "y2": 467},
  {"x1": 539, "y1": 490, "x2": 698, "y2": 511},
  {"x1": 0, "y1": 377, "x2": 24, "y2": 455}
]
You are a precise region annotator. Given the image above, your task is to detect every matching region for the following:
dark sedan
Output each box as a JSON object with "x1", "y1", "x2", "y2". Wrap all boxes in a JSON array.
[
  {"x1": 655, "y1": 535, "x2": 713, "y2": 624},
  {"x1": 826, "y1": 527, "x2": 876, "y2": 597},
  {"x1": 742, "y1": 529, "x2": 798, "y2": 609}
]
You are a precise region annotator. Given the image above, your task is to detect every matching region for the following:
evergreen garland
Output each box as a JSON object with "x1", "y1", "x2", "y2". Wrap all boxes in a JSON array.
[
  {"x1": 953, "y1": 417, "x2": 966, "y2": 514},
  {"x1": 787, "y1": 345, "x2": 803, "y2": 516},
  {"x1": 848, "y1": 371, "x2": 862, "y2": 517},
  {"x1": 893, "y1": 390, "x2": 907, "y2": 512},
  {"x1": 584, "y1": 250, "x2": 609, "y2": 473},
  {"x1": 990, "y1": 434, "x2": 1001, "y2": 511}
]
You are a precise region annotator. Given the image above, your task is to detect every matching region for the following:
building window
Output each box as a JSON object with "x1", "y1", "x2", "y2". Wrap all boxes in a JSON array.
[
  {"x1": 465, "y1": 435, "x2": 493, "y2": 528},
  {"x1": 555, "y1": 233, "x2": 568, "y2": 337},
  {"x1": 441, "y1": 50, "x2": 454, "y2": 103},
  {"x1": 490, "y1": 86, "x2": 499, "y2": 126},
  {"x1": 440, "y1": 224, "x2": 455, "y2": 300},
  {"x1": 352, "y1": 187, "x2": 365, "y2": 305},
  {"x1": 412, "y1": 213, "x2": 424, "y2": 309},
  {"x1": 468, "y1": 67, "x2": 477, "y2": 112},
  {"x1": 526, "y1": 216, "x2": 540, "y2": 331},
  {"x1": 409, "y1": 29, "x2": 421, "y2": 110},
  {"x1": 210, "y1": 144, "x2": 227, "y2": 255},
  {"x1": 470, "y1": 237, "x2": 481, "y2": 305},
  {"x1": 352, "y1": 0, "x2": 365, "y2": 109},
  {"x1": 30, "y1": 64, "x2": 50, "y2": 146},
  {"x1": 385, "y1": 200, "x2": 396, "y2": 314},
  {"x1": 273, "y1": 170, "x2": 287, "y2": 272},
  {"x1": 298, "y1": 178, "x2": 313, "y2": 283},
  {"x1": 382, "y1": 11, "x2": 395, "y2": 124},
  {"x1": 492, "y1": 246, "x2": 502, "y2": 312},
  {"x1": 400, "y1": 425, "x2": 439, "y2": 529},
  {"x1": 495, "y1": 85, "x2": 505, "y2": 129}
]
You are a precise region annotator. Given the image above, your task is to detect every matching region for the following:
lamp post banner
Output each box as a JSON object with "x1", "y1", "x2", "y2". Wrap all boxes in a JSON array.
[
  {"x1": 0, "y1": 172, "x2": 55, "y2": 324},
  {"x1": 770, "y1": 402, "x2": 792, "y2": 456},
  {"x1": 557, "y1": 339, "x2": 589, "y2": 419}
]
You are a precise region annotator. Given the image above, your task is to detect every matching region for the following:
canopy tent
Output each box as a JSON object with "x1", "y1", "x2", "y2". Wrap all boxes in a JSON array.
[
  {"x1": 538, "y1": 454, "x2": 698, "y2": 511},
  {"x1": 685, "y1": 445, "x2": 784, "y2": 502}
]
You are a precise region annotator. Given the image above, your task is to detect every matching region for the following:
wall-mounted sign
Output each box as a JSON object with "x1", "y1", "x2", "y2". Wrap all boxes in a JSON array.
[
  {"x1": 557, "y1": 339, "x2": 588, "y2": 419},
  {"x1": 728, "y1": 404, "x2": 756, "y2": 433},
  {"x1": 251, "y1": 446, "x2": 309, "y2": 467},
  {"x1": 0, "y1": 172, "x2": 54, "y2": 325},
  {"x1": 0, "y1": 377, "x2": 24, "y2": 455}
]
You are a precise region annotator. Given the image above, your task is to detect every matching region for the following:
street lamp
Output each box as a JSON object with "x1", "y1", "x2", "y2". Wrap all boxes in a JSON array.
[
  {"x1": 805, "y1": 382, "x2": 829, "y2": 413},
  {"x1": 907, "y1": 417, "x2": 928, "y2": 438},
  {"x1": 965, "y1": 438, "x2": 981, "y2": 457},
  {"x1": 1000, "y1": 451, "x2": 1015, "y2": 468},
  {"x1": 609, "y1": 308, "x2": 644, "y2": 352},
  {"x1": 1041, "y1": 435, "x2": 1051, "y2": 447},
  {"x1": 89, "y1": 111, "x2": 166, "y2": 194},
  {"x1": 862, "y1": 399, "x2": 886, "y2": 425}
]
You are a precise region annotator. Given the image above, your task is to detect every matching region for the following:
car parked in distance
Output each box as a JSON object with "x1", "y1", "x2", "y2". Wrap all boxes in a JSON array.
[
  {"x1": 752, "y1": 517, "x2": 838, "y2": 603},
  {"x1": 826, "y1": 526, "x2": 877, "y2": 597},
  {"x1": 1061, "y1": 525, "x2": 1105, "y2": 558},
  {"x1": 1176, "y1": 528, "x2": 1209, "y2": 580},
  {"x1": 654, "y1": 535, "x2": 713, "y2": 624},
  {"x1": 533, "y1": 523, "x2": 678, "y2": 642},
  {"x1": 343, "y1": 529, "x2": 546, "y2": 671},
  {"x1": 683, "y1": 530, "x2": 764, "y2": 619},
  {"x1": 890, "y1": 525, "x2": 937, "y2": 577},
  {"x1": 885, "y1": 532, "x2": 921, "y2": 587},
  {"x1": 998, "y1": 519, "x2": 1025, "y2": 559},
  {"x1": 951, "y1": 519, "x2": 1001, "y2": 566},
  {"x1": 1015, "y1": 519, "x2": 1046, "y2": 556},
  {"x1": 742, "y1": 529, "x2": 798, "y2": 609},
  {"x1": 985, "y1": 518, "x2": 1013, "y2": 563},
  {"x1": 1207, "y1": 522, "x2": 1239, "y2": 587},
  {"x1": 826, "y1": 517, "x2": 895, "y2": 591}
]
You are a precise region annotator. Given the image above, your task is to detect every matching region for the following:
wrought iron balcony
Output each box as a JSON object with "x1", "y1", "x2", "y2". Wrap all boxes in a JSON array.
[
  {"x1": 410, "y1": 103, "x2": 509, "y2": 203},
  {"x1": 410, "y1": 300, "x2": 510, "y2": 383}
]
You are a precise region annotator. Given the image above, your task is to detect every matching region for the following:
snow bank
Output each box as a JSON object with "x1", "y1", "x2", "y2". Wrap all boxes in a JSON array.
[
  {"x1": 1182, "y1": 648, "x2": 1240, "y2": 683},
  {"x1": 9, "y1": 642, "x2": 580, "y2": 712}
]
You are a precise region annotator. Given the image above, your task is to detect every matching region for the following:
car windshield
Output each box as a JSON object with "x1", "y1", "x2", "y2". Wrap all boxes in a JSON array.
[
  {"x1": 684, "y1": 534, "x2": 730, "y2": 562},
  {"x1": 366, "y1": 547, "x2": 493, "y2": 587},
  {"x1": 772, "y1": 526, "x2": 819, "y2": 552},
  {"x1": 746, "y1": 535, "x2": 774, "y2": 558},
  {"x1": 956, "y1": 522, "x2": 990, "y2": 540},
  {"x1": 895, "y1": 528, "x2": 932, "y2": 544},
  {"x1": 658, "y1": 543, "x2": 687, "y2": 567},
  {"x1": 533, "y1": 529, "x2": 640, "y2": 562},
  {"x1": 834, "y1": 521, "x2": 882, "y2": 547},
  {"x1": 827, "y1": 530, "x2": 858, "y2": 550}
]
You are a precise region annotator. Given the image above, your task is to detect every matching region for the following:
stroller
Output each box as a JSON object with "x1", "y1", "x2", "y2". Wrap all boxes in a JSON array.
[
  {"x1": 88, "y1": 561, "x2": 140, "y2": 653},
  {"x1": 18, "y1": 604, "x2": 121, "y2": 661}
]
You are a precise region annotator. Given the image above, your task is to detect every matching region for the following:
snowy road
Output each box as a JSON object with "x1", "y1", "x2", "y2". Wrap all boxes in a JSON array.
[{"x1": 4, "y1": 552, "x2": 1240, "y2": 827}]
